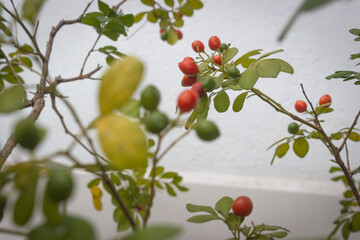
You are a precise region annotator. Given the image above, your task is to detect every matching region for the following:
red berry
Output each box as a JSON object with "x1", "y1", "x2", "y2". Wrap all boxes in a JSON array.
[
  {"x1": 176, "y1": 30, "x2": 183, "y2": 40},
  {"x1": 294, "y1": 100, "x2": 307, "y2": 113},
  {"x1": 177, "y1": 11, "x2": 183, "y2": 19},
  {"x1": 192, "y1": 40, "x2": 205, "y2": 53},
  {"x1": 208, "y1": 36, "x2": 221, "y2": 51},
  {"x1": 178, "y1": 90, "x2": 198, "y2": 112},
  {"x1": 178, "y1": 60, "x2": 199, "y2": 76},
  {"x1": 191, "y1": 82, "x2": 205, "y2": 98},
  {"x1": 183, "y1": 57, "x2": 194, "y2": 62},
  {"x1": 136, "y1": 205, "x2": 143, "y2": 211},
  {"x1": 232, "y1": 196, "x2": 253, "y2": 217},
  {"x1": 182, "y1": 75, "x2": 197, "y2": 86},
  {"x1": 319, "y1": 94, "x2": 331, "y2": 107},
  {"x1": 213, "y1": 55, "x2": 221, "y2": 65},
  {"x1": 160, "y1": 29, "x2": 166, "y2": 34}
]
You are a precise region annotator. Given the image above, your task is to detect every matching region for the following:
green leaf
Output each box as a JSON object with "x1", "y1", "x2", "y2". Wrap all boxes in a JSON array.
[
  {"x1": 268, "y1": 59, "x2": 294, "y2": 74},
  {"x1": 165, "y1": 183, "x2": 176, "y2": 196},
  {"x1": 215, "y1": 75, "x2": 224, "y2": 88},
  {"x1": 293, "y1": 137, "x2": 309, "y2": 158},
  {"x1": 238, "y1": 67, "x2": 259, "y2": 90},
  {"x1": 122, "y1": 225, "x2": 181, "y2": 240},
  {"x1": 342, "y1": 220, "x2": 350, "y2": 240},
  {"x1": 271, "y1": 142, "x2": 289, "y2": 165},
  {"x1": 0, "y1": 20, "x2": 12, "y2": 37},
  {"x1": 276, "y1": 142, "x2": 289, "y2": 158},
  {"x1": 165, "y1": 0, "x2": 175, "y2": 7},
  {"x1": 151, "y1": 166, "x2": 164, "y2": 177},
  {"x1": 343, "y1": 190, "x2": 354, "y2": 199},
  {"x1": 147, "y1": 12, "x2": 158, "y2": 23},
  {"x1": 173, "y1": 19, "x2": 184, "y2": 28},
  {"x1": 0, "y1": 85, "x2": 24, "y2": 113},
  {"x1": 179, "y1": 5, "x2": 193, "y2": 16},
  {"x1": 349, "y1": 28, "x2": 360, "y2": 36},
  {"x1": 114, "y1": 208, "x2": 132, "y2": 231},
  {"x1": 161, "y1": 172, "x2": 177, "y2": 179},
  {"x1": 0, "y1": 79, "x2": 4, "y2": 92},
  {"x1": 29, "y1": 216, "x2": 95, "y2": 240},
  {"x1": 187, "y1": 0, "x2": 203, "y2": 9},
  {"x1": 195, "y1": 94, "x2": 208, "y2": 114},
  {"x1": 98, "y1": 0, "x2": 111, "y2": 16},
  {"x1": 87, "y1": 178, "x2": 101, "y2": 188},
  {"x1": 214, "y1": 90, "x2": 230, "y2": 113},
  {"x1": 232, "y1": 92, "x2": 248, "y2": 112},
  {"x1": 119, "y1": 14, "x2": 134, "y2": 27},
  {"x1": 330, "y1": 132, "x2": 342, "y2": 140},
  {"x1": 348, "y1": 132, "x2": 360, "y2": 142},
  {"x1": 81, "y1": 12, "x2": 102, "y2": 28},
  {"x1": 141, "y1": 0, "x2": 155, "y2": 6},
  {"x1": 134, "y1": 12, "x2": 147, "y2": 23},
  {"x1": 329, "y1": 166, "x2": 341, "y2": 173},
  {"x1": 118, "y1": 98, "x2": 140, "y2": 118},
  {"x1": 256, "y1": 60, "x2": 281, "y2": 78},
  {"x1": 257, "y1": 49, "x2": 284, "y2": 61},
  {"x1": 300, "y1": 0, "x2": 334, "y2": 11},
  {"x1": 22, "y1": 0, "x2": 46, "y2": 25},
  {"x1": 20, "y1": 57, "x2": 33, "y2": 68},
  {"x1": 14, "y1": 191, "x2": 35, "y2": 226},
  {"x1": 111, "y1": 173, "x2": 121, "y2": 186},
  {"x1": 42, "y1": 194, "x2": 60, "y2": 225},
  {"x1": 351, "y1": 212, "x2": 360, "y2": 232},
  {"x1": 167, "y1": 28, "x2": 178, "y2": 45},
  {"x1": 186, "y1": 203, "x2": 218, "y2": 215},
  {"x1": 187, "y1": 214, "x2": 220, "y2": 223},
  {"x1": 223, "y1": 48, "x2": 239, "y2": 63},
  {"x1": 215, "y1": 196, "x2": 233, "y2": 216},
  {"x1": 235, "y1": 49, "x2": 262, "y2": 65},
  {"x1": 185, "y1": 110, "x2": 197, "y2": 129},
  {"x1": 266, "y1": 231, "x2": 288, "y2": 238}
]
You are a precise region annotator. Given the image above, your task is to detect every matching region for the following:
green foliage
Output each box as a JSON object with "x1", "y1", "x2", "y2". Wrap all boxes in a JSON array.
[
  {"x1": 81, "y1": 1, "x2": 134, "y2": 41},
  {"x1": 122, "y1": 225, "x2": 181, "y2": 240},
  {"x1": 135, "y1": 0, "x2": 203, "y2": 45},
  {"x1": 186, "y1": 196, "x2": 290, "y2": 239},
  {"x1": 326, "y1": 29, "x2": 360, "y2": 85},
  {"x1": 0, "y1": 85, "x2": 24, "y2": 113},
  {"x1": 28, "y1": 216, "x2": 95, "y2": 240},
  {"x1": 22, "y1": 0, "x2": 47, "y2": 25}
]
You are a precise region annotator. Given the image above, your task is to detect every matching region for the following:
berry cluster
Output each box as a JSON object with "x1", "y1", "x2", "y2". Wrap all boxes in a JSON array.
[{"x1": 176, "y1": 35, "x2": 231, "y2": 113}]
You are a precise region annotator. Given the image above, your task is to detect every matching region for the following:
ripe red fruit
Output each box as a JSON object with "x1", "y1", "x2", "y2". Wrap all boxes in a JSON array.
[
  {"x1": 319, "y1": 94, "x2": 331, "y2": 107},
  {"x1": 177, "y1": 11, "x2": 183, "y2": 19},
  {"x1": 213, "y1": 55, "x2": 221, "y2": 65},
  {"x1": 191, "y1": 82, "x2": 205, "y2": 98},
  {"x1": 295, "y1": 100, "x2": 307, "y2": 113},
  {"x1": 232, "y1": 196, "x2": 253, "y2": 217},
  {"x1": 192, "y1": 40, "x2": 205, "y2": 53},
  {"x1": 160, "y1": 29, "x2": 165, "y2": 34},
  {"x1": 176, "y1": 30, "x2": 183, "y2": 40},
  {"x1": 178, "y1": 90, "x2": 198, "y2": 112},
  {"x1": 178, "y1": 60, "x2": 199, "y2": 76},
  {"x1": 183, "y1": 57, "x2": 194, "y2": 62},
  {"x1": 208, "y1": 36, "x2": 221, "y2": 51},
  {"x1": 182, "y1": 75, "x2": 197, "y2": 86}
]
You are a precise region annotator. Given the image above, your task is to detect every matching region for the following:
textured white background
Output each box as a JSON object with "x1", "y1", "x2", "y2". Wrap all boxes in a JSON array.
[{"x1": 1, "y1": 0, "x2": 360, "y2": 187}]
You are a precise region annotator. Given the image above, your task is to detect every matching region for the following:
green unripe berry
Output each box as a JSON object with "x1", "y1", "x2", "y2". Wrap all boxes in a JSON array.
[
  {"x1": 14, "y1": 118, "x2": 46, "y2": 150},
  {"x1": 226, "y1": 66, "x2": 240, "y2": 78},
  {"x1": 144, "y1": 111, "x2": 169, "y2": 134},
  {"x1": 288, "y1": 122, "x2": 300, "y2": 134},
  {"x1": 141, "y1": 85, "x2": 160, "y2": 111},
  {"x1": 195, "y1": 120, "x2": 220, "y2": 141},
  {"x1": 46, "y1": 170, "x2": 73, "y2": 202},
  {"x1": 219, "y1": 43, "x2": 228, "y2": 53},
  {"x1": 161, "y1": 32, "x2": 168, "y2": 41},
  {"x1": 201, "y1": 76, "x2": 216, "y2": 92}
]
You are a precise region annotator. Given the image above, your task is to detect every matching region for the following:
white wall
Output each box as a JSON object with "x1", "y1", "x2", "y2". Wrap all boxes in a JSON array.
[{"x1": 1, "y1": 0, "x2": 360, "y2": 239}]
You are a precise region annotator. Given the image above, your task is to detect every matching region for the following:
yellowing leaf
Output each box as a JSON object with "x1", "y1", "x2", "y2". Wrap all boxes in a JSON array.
[
  {"x1": 99, "y1": 57, "x2": 143, "y2": 114},
  {"x1": 97, "y1": 114, "x2": 147, "y2": 170}
]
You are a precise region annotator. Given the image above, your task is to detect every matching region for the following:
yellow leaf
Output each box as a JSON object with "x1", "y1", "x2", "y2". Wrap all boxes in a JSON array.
[
  {"x1": 92, "y1": 197, "x2": 102, "y2": 211},
  {"x1": 97, "y1": 114, "x2": 147, "y2": 170},
  {"x1": 99, "y1": 57, "x2": 144, "y2": 114}
]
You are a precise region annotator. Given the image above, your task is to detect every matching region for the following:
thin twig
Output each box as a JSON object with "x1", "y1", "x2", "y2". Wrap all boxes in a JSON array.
[
  {"x1": 80, "y1": 34, "x2": 102, "y2": 75},
  {"x1": 113, "y1": 0, "x2": 128, "y2": 11},
  {"x1": 0, "y1": 228, "x2": 27, "y2": 237},
  {"x1": 56, "y1": 65, "x2": 102, "y2": 84},
  {"x1": 338, "y1": 110, "x2": 360, "y2": 153},
  {"x1": 157, "y1": 130, "x2": 192, "y2": 162}
]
